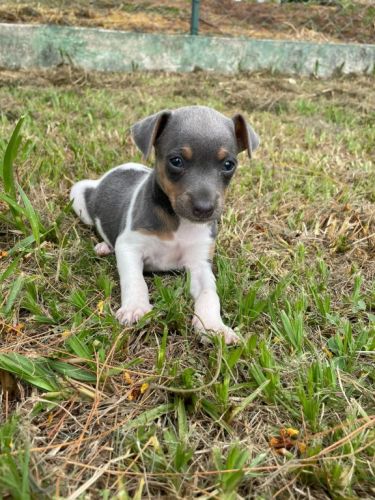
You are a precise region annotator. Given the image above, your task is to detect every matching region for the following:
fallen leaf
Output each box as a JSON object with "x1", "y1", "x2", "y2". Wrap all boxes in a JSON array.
[
  {"x1": 96, "y1": 300, "x2": 104, "y2": 315},
  {"x1": 322, "y1": 346, "x2": 333, "y2": 358},
  {"x1": 281, "y1": 427, "x2": 299, "y2": 438},
  {"x1": 297, "y1": 442, "x2": 307, "y2": 454},
  {"x1": 269, "y1": 427, "x2": 306, "y2": 456},
  {"x1": 140, "y1": 382, "x2": 149, "y2": 394},
  {"x1": 127, "y1": 389, "x2": 135, "y2": 401},
  {"x1": 61, "y1": 330, "x2": 71, "y2": 339},
  {"x1": 3, "y1": 323, "x2": 25, "y2": 334},
  {"x1": 123, "y1": 371, "x2": 133, "y2": 385},
  {"x1": 127, "y1": 386, "x2": 140, "y2": 401},
  {"x1": 269, "y1": 437, "x2": 280, "y2": 448},
  {"x1": 126, "y1": 383, "x2": 148, "y2": 401},
  {"x1": 149, "y1": 435, "x2": 160, "y2": 450}
]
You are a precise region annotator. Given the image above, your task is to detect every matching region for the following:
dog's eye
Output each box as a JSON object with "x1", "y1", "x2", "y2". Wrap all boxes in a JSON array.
[
  {"x1": 223, "y1": 160, "x2": 236, "y2": 173},
  {"x1": 169, "y1": 157, "x2": 184, "y2": 169}
]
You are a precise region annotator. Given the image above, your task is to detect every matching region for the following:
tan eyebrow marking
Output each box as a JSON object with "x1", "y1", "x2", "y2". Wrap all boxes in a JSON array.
[
  {"x1": 217, "y1": 147, "x2": 229, "y2": 161},
  {"x1": 181, "y1": 146, "x2": 193, "y2": 160}
]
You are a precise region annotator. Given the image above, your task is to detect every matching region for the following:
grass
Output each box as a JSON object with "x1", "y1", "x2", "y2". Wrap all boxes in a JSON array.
[
  {"x1": 2, "y1": 0, "x2": 375, "y2": 44},
  {"x1": 0, "y1": 67, "x2": 374, "y2": 498}
]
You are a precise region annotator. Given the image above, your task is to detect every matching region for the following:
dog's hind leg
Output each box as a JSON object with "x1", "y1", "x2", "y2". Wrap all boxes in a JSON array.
[{"x1": 70, "y1": 179, "x2": 98, "y2": 226}]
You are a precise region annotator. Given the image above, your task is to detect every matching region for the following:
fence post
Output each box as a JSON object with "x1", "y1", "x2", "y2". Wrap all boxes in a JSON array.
[{"x1": 190, "y1": 0, "x2": 200, "y2": 35}]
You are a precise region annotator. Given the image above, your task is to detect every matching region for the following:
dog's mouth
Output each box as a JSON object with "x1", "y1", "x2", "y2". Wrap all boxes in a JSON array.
[
  {"x1": 186, "y1": 212, "x2": 218, "y2": 223},
  {"x1": 174, "y1": 205, "x2": 221, "y2": 224}
]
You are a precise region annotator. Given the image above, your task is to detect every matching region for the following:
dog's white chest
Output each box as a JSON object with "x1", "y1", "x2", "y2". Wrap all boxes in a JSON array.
[{"x1": 142, "y1": 219, "x2": 213, "y2": 272}]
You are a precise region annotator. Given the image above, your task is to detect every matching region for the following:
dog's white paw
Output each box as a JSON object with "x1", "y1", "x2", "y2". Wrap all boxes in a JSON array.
[
  {"x1": 94, "y1": 242, "x2": 113, "y2": 256},
  {"x1": 192, "y1": 317, "x2": 240, "y2": 345},
  {"x1": 116, "y1": 303, "x2": 152, "y2": 325},
  {"x1": 221, "y1": 326, "x2": 240, "y2": 345}
]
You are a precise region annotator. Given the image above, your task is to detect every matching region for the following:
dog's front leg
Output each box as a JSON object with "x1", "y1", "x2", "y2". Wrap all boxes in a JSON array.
[
  {"x1": 115, "y1": 243, "x2": 152, "y2": 325},
  {"x1": 188, "y1": 262, "x2": 239, "y2": 344}
]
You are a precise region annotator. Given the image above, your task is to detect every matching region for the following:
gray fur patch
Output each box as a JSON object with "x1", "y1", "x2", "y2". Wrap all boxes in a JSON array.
[
  {"x1": 84, "y1": 187, "x2": 95, "y2": 221},
  {"x1": 86, "y1": 168, "x2": 149, "y2": 246}
]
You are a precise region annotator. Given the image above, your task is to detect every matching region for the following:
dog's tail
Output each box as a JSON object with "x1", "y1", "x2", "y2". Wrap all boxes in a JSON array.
[{"x1": 70, "y1": 180, "x2": 97, "y2": 226}]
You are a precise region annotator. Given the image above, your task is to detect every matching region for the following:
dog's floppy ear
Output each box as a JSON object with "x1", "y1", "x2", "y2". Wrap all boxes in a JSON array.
[
  {"x1": 131, "y1": 110, "x2": 172, "y2": 161},
  {"x1": 232, "y1": 114, "x2": 260, "y2": 159}
]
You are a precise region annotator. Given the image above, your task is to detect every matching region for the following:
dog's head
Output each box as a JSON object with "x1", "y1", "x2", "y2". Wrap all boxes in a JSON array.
[{"x1": 131, "y1": 106, "x2": 259, "y2": 223}]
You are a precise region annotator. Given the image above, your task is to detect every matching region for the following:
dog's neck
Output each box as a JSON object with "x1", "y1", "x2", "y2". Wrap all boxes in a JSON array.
[{"x1": 149, "y1": 170, "x2": 177, "y2": 218}]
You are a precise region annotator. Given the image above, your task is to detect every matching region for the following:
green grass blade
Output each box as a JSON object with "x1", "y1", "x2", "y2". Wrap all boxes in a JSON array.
[
  {"x1": 125, "y1": 403, "x2": 174, "y2": 431},
  {"x1": 8, "y1": 234, "x2": 36, "y2": 256},
  {"x1": 49, "y1": 360, "x2": 97, "y2": 383},
  {"x1": 177, "y1": 397, "x2": 188, "y2": 442},
  {"x1": 201, "y1": 399, "x2": 233, "y2": 434},
  {"x1": 65, "y1": 335, "x2": 93, "y2": 361},
  {"x1": 0, "y1": 353, "x2": 60, "y2": 392},
  {"x1": 0, "y1": 256, "x2": 21, "y2": 284},
  {"x1": 0, "y1": 192, "x2": 27, "y2": 217},
  {"x1": 4, "y1": 274, "x2": 25, "y2": 314},
  {"x1": 0, "y1": 190, "x2": 27, "y2": 233},
  {"x1": 2, "y1": 116, "x2": 25, "y2": 199},
  {"x1": 228, "y1": 380, "x2": 270, "y2": 421},
  {"x1": 17, "y1": 184, "x2": 42, "y2": 246},
  {"x1": 21, "y1": 447, "x2": 31, "y2": 500}
]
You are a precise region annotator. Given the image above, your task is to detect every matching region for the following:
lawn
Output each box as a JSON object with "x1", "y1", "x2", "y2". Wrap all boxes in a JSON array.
[{"x1": 0, "y1": 67, "x2": 374, "y2": 498}]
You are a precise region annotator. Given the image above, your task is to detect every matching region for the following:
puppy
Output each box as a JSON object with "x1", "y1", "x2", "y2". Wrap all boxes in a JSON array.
[{"x1": 70, "y1": 106, "x2": 259, "y2": 344}]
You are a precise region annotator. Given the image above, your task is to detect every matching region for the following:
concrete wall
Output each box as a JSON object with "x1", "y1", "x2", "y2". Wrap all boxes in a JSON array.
[{"x1": 0, "y1": 23, "x2": 374, "y2": 77}]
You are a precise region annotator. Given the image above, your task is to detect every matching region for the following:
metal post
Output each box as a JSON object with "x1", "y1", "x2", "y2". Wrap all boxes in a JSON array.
[{"x1": 191, "y1": 0, "x2": 200, "y2": 35}]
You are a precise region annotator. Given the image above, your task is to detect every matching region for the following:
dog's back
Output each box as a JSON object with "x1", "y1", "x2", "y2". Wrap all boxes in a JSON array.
[{"x1": 70, "y1": 163, "x2": 150, "y2": 246}]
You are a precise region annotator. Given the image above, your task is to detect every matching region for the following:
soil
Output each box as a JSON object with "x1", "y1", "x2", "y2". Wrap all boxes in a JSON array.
[{"x1": 0, "y1": 0, "x2": 374, "y2": 44}]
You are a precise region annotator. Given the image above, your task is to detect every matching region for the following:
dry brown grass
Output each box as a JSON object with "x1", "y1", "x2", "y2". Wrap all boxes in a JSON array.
[{"x1": 1, "y1": 0, "x2": 375, "y2": 43}]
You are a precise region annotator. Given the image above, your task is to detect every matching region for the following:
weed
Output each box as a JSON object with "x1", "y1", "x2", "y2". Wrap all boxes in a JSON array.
[
  {"x1": 271, "y1": 300, "x2": 306, "y2": 353},
  {"x1": 0, "y1": 418, "x2": 33, "y2": 500},
  {"x1": 213, "y1": 444, "x2": 250, "y2": 498}
]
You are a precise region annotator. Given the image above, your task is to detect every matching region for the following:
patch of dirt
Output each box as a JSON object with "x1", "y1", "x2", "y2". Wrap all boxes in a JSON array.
[{"x1": 0, "y1": 1, "x2": 374, "y2": 44}]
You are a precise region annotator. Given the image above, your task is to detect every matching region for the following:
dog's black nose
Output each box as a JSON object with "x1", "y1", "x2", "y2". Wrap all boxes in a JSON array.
[{"x1": 192, "y1": 201, "x2": 215, "y2": 219}]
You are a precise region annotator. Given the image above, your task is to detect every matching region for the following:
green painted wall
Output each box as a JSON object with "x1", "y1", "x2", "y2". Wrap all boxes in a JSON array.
[{"x1": 0, "y1": 23, "x2": 374, "y2": 77}]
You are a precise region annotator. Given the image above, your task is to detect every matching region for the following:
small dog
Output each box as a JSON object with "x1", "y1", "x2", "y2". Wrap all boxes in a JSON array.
[{"x1": 70, "y1": 106, "x2": 259, "y2": 344}]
